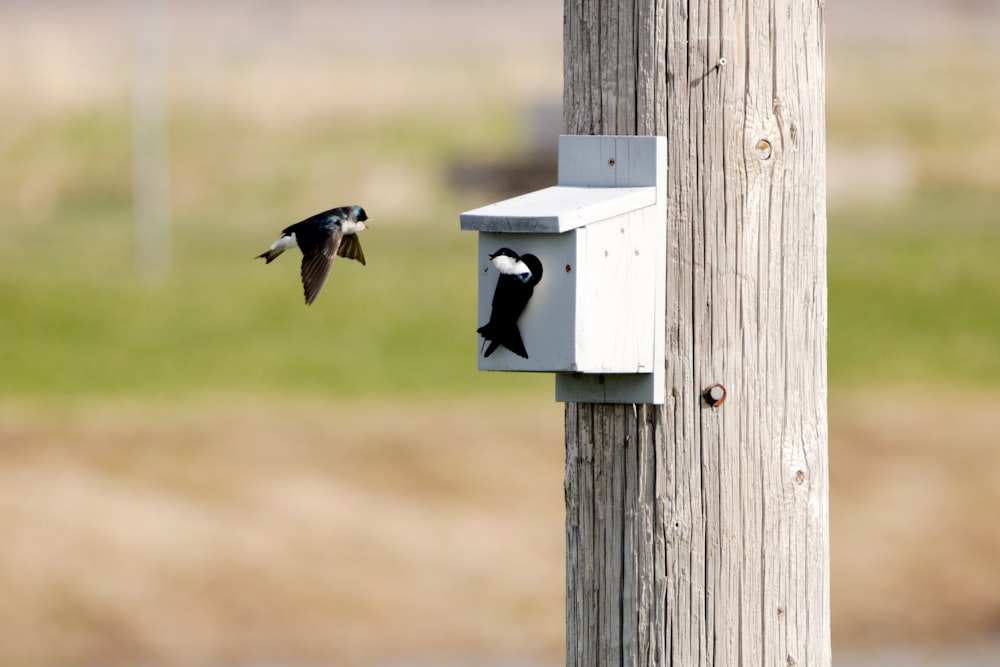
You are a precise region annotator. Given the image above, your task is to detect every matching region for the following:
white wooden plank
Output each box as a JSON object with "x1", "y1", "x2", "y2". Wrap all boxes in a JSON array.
[
  {"x1": 460, "y1": 185, "x2": 654, "y2": 233},
  {"x1": 558, "y1": 134, "x2": 609, "y2": 186},
  {"x1": 559, "y1": 134, "x2": 663, "y2": 188},
  {"x1": 575, "y1": 210, "x2": 656, "y2": 372},
  {"x1": 555, "y1": 372, "x2": 661, "y2": 403}
]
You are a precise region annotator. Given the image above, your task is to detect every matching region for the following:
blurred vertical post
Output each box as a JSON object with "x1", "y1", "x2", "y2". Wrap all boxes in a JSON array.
[
  {"x1": 130, "y1": 0, "x2": 171, "y2": 280},
  {"x1": 563, "y1": 0, "x2": 830, "y2": 665}
]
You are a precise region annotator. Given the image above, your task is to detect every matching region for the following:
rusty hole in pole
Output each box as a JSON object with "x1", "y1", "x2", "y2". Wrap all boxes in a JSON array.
[{"x1": 704, "y1": 384, "x2": 727, "y2": 407}]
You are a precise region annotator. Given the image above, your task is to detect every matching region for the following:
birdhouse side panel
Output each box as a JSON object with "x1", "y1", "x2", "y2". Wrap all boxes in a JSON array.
[
  {"x1": 475, "y1": 232, "x2": 579, "y2": 372},
  {"x1": 573, "y1": 211, "x2": 658, "y2": 372}
]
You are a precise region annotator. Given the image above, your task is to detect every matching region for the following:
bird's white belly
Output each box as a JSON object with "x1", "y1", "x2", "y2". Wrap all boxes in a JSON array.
[{"x1": 270, "y1": 233, "x2": 298, "y2": 252}]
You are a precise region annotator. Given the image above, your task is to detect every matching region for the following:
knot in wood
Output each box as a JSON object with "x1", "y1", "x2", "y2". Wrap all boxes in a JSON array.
[{"x1": 755, "y1": 139, "x2": 773, "y2": 160}]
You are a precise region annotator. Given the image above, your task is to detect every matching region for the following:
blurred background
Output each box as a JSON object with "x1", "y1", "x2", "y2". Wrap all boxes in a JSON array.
[{"x1": 1, "y1": 0, "x2": 999, "y2": 665}]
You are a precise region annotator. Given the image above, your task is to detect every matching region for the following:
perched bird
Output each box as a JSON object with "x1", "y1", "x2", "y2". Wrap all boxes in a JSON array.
[
  {"x1": 257, "y1": 205, "x2": 369, "y2": 305},
  {"x1": 477, "y1": 247, "x2": 543, "y2": 358}
]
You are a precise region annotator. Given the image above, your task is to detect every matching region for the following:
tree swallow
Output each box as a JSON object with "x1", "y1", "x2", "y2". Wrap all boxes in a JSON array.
[
  {"x1": 257, "y1": 205, "x2": 369, "y2": 305},
  {"x1": 477, "y1": 247, "x2": 543, "y2": 358}
]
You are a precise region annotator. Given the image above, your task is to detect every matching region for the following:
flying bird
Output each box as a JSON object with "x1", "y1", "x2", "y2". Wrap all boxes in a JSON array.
[
  {"x1": 477, "y1": 247, "x2": 543, "y2": 359},
  {"x1": 257, "y1": 205, "x2": 369, "y2": 305}
]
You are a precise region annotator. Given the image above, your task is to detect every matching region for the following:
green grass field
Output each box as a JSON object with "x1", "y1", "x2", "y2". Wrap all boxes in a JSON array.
[
  {"x1": 829, "y1": 192, "x2": 1000, "y2": 387},
  {"x1": 2, "y1": 93, "x2": 999, "y2": 401},
  {"x1": 0, "y1": 103, "x2": 551, "y2": 401}
]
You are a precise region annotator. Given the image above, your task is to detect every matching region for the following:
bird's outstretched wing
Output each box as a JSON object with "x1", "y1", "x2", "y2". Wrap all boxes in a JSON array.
[
  {"x1": 337, "y1": 234, "x2": 366, "y2": 265},
  {"x1": 298, "y1": 224, "x2": 344, "y2": 305}
]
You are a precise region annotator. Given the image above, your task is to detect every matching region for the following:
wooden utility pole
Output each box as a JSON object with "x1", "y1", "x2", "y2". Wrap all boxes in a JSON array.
[{"x1": 563, "y1": 1, "x2": 830, "y2": 665}]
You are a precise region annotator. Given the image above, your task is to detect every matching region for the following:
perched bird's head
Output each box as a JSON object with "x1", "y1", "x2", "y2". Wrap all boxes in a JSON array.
[
  {"x1": 489, "y1": 247, "x2": 519, "y2": 261},
  {"x1": 489, "y1": 247, "x2": 531, "y2": 278}
]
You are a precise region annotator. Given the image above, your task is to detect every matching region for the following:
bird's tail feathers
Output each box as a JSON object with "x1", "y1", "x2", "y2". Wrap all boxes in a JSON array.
[
  {"x1": 483, "y1": 339, "x2": 501, "y2": 358},
  {"x1": 256, "y1": 249, "x2": 284, "y2": 264},
  {"x1": 477, "y1": 322, "x2": 528, "y2": 359}
]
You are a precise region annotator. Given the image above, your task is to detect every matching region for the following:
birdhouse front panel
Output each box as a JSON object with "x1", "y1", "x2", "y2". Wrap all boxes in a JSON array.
[{"x1": 475, "y1": 231, "x2": 576, "y2": 372}]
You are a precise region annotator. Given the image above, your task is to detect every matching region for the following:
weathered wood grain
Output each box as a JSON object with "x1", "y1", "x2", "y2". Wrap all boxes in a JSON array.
[{"x1": 563, "y1": 0, "x2": 829, "y2": 664}]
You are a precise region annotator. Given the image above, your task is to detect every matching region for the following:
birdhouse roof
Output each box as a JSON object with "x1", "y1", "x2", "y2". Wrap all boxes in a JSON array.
[{"x1": 460, "y1": 185, "x2": 656, "y2": 234}]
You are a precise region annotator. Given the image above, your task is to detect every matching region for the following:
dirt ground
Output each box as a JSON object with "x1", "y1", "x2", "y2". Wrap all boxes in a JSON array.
[
  {"x1": 829, "y1": 391, "x2": 1000, "y2": 645},
  {"x1": 1, "y1": 391, "x2": 998, "y2": 665},
  {"x1": 0, "y1": 397, "x2": 568, "y2": 666}
]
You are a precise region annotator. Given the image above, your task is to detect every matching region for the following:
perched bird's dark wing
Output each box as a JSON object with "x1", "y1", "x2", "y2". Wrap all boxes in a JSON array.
[
  {"x1": 521, "y1": 254, "x2": 543, "y2": 287},
  {"x1": 477, "y1": 273, "x2": 532, "y2": 358},
  {"x1": 337, "y1": 234, "x2": 366, "y2": 265},
  {"x1": 296, "y1": 222, "x2": 345, "y2": 305},
  {"x1": 477, "y1": 253, "x2": 543, "y2": 359}
]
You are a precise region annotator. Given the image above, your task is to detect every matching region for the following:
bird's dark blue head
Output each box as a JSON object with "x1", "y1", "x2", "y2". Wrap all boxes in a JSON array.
[{"x1": 351, "y1": 205, "x2": 368, "y2": 223}]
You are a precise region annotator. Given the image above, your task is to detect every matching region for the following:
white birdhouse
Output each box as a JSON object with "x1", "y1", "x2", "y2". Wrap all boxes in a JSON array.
[{"x1": 460, "y1": 135, "x2": 667, "y2": 404}]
